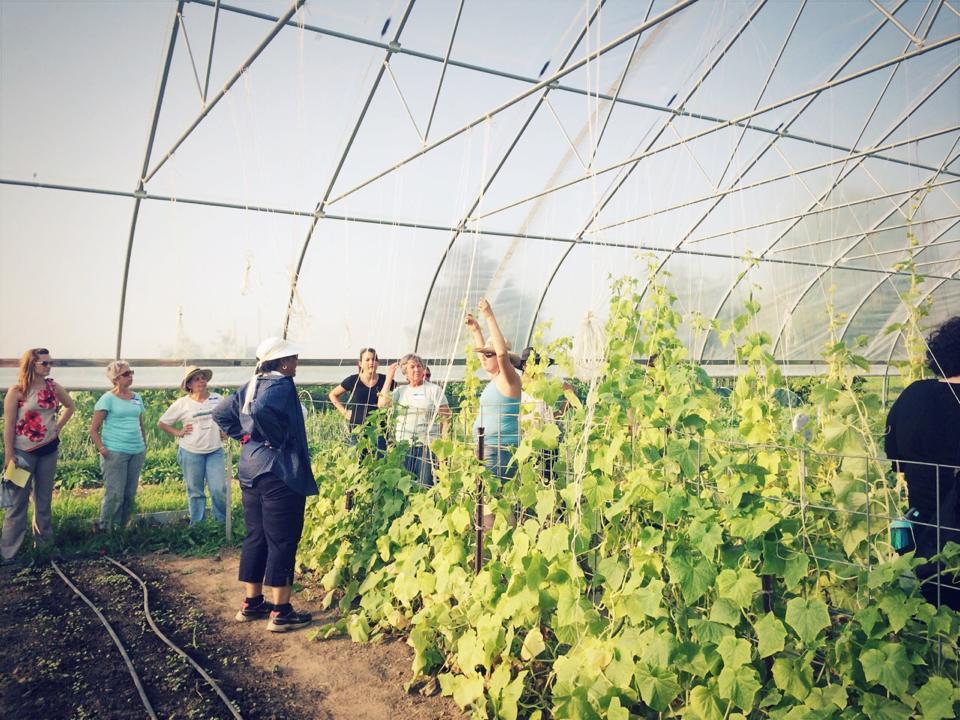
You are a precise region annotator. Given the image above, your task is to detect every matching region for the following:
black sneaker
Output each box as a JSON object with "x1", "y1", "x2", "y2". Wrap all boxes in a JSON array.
[
  {"x1": 266, "y1": 607, "x2": 312, "y2": 633},
  {"x1": 235, "y1": 597, "x2": 274, "y2": 622}
]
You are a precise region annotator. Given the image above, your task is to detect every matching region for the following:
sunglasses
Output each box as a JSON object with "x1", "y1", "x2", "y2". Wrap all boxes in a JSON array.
[
  {"x1": 119, "y1": 370, "x2": 135, "y2": 378},
  {"x1": 37, "y1": 360, "x2": 55, "y2": 367},
  {"x1": 479, "y1": 351, "x2": 496, "y2": 358}
]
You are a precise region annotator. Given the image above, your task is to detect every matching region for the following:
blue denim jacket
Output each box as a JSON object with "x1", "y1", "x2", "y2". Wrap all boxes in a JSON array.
[{"x1": 213, "y1": 375, "x2": 318, "y2": 497}]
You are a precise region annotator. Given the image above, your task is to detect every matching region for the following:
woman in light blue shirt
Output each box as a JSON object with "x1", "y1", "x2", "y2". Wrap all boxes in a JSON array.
[
  {"x1": 465, "y1": 298, "x2": 522, "y2": 481},
  {"x1": 90, "y1": 360, "x2": 146, "y2": 530}
]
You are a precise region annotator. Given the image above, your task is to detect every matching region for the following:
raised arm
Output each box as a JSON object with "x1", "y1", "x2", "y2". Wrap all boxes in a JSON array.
[
  {"x1": 465, "y1": 313, "x2": 485, "y2": 348},
  {"x1": 378, "y1": 363, "x2": 399, "y2": 408},
  {"x1": 478, "y1": 298, "x2": 522, "y2": 395}
]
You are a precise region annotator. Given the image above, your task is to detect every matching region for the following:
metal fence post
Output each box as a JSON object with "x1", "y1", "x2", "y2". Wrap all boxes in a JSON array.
[
  {"x1": 224, "y1": 442, "x2": 233, "y2": 543},
  {"x1": 475, "y1": 426, "x2": 485, "y2": 575}
]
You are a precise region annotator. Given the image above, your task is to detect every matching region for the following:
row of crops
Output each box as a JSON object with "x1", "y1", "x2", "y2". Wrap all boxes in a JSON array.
[{"x1": 300, "y1": 271, "x2": 958, "y2": 720}]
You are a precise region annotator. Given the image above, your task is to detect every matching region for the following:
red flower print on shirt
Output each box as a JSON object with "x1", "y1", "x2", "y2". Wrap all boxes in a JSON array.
[
  {"x1": 36, "y1": 386, "x2": 57, "y2": 410},
  {"x1": 15, "y1": 410, "x2": 47, "y2": 444}
]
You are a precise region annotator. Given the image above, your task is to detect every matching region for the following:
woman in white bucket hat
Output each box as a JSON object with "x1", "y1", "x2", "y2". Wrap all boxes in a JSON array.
[
  {"x1": 213, "y1": 337, "x2": 318, "y2": 632},
  {"x1": 157, "y1": 366, "x2": 226, "y2": 525}
]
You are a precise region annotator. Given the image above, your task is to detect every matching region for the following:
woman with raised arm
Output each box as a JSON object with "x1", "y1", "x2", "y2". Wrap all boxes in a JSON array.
[
  {"x1": 213, "y1": 337, "x2": 318, "y2": 632},
  {"x1": 2, "y1": 347, "x2": 75, "y2": 563},
  {"x1": 378, "y1": 353, "x2": 450, "y2": 487},
  {"x1": 466, "y1": 298, "x2": 523, "y2": 482},
  {"x1": 90, "y1": 360, "x2": 146, "y2": 531}
]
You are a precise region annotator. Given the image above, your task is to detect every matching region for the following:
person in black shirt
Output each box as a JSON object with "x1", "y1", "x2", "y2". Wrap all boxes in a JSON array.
[
  {"x1": 885, "y1": 316, "x2": 960, "y2": 610},
  {"x1": 329, "y1": 347, "x2": 395, "y2": 450}
]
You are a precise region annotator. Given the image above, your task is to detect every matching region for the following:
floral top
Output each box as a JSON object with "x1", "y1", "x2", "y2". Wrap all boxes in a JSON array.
[{"x1": 14, "y1": 378, "x2": 60, "y2": 452}]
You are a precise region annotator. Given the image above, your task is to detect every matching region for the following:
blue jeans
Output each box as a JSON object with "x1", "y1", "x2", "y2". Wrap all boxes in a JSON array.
[
  {"x1": 404, "y1": 445, "x2": 435, "y2": 487},
  {"x1": 483, "y1": 445, "x2": 516, "y2": 481},
  {"x1": 99, "y1": 449, "x2": 146, "y2": 528},
  {"x1": 177, "y1": 447, "x2": 227, "y2": 524}
]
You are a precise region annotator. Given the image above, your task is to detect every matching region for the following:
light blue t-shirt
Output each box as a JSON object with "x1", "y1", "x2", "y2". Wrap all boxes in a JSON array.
[{"x1": 95, "y1": 391, "x2": 146, "y2": 454}]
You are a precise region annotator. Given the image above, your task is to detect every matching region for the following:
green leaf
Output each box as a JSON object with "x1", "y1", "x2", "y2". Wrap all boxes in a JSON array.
[
  {"x1": 536, "y1": 525, "x2": 569, "y2": 560},
  {"x1": 535, "y1": 488, "x2": 556, "y2": 522},
  {"x1": 753, "y1": 612, "x2": 787, "y2": 658},
  {"x1": 718, "y1": 665, "x2": 761, "y2": 711},
  {"x1": 688, "y1": 684, "x2": 726, "y2": 720},
  {"x1": 690, "y1": 519, "x2": 724, "y2": 558},
  {"x1": 634, "y1": 663, "x2": 681, "y2": 712},
  {"x1": 860, "y1": 692, "x2": 912, "y2": 720},
  {"x1": 448, "y1": 506, "x2": 471, "y2": 534},
  {"x1": 521, "y1": 627, "x2": 546, "y2": 661},
  {"x1": 772, "y1": 657, "x2": 812, "y2": 701},
  {"x1": 347, "y1": 613, "x2": 369, "y2": 643},
  {"x1": 716, "y1": 568, "x2": 761, "y2": 609},
  {"x1": 623, "y1": 578, "x2": 667, "y2": 621},
  {"x1": 668, "y1": 550, "x2": 717, "y2": 604},
  {"x1": 878, "y1": 593, "x2": 924, "y2": 634},
  {"x1": 456, "y1": 630, "x2": 485, "y2": 674},
  {"x1": 439, "y1": 672, "x2": 485, "y2": 709},
  {"x1": 492, "y1": 667, "x2": 527, "y2": 720},
  {"x1": 606, "y1": 697, "x2": 629, "y2": 720},
  {"x1": 783, "y1": 553, "x2": 809, "y2": 591},
  {"x1": 822, "y1": 684, "x2": 847, "y2": 710},
  {"x1": 914, "y1": 677, "x2": 957, "y2": 720},
  {"x1": 717, "y1": 636, "x2": 752, "y2": 669},
  {"x1": 785, "y1": 596, "x2": 830, "y2": 645},
  {"x1": 860, "y1": 644, "x2": 911, "y2": 698},
  {"x1": 693, "y1": 620, "x2": 734, "y2": 646},
  {"x1": 709, "y1": 598, "x2": 741, "y2": 627}
]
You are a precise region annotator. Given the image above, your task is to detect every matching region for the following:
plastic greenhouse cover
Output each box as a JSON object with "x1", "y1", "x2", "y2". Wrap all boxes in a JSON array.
[{"x1": 0, "y1": 0, "x2": 958, "y2": 389}]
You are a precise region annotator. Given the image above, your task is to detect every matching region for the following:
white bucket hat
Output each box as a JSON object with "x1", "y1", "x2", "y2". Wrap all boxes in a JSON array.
[
  {"x1": 256, "y1": 336, "x2": 301, "y2": 364},
  {"x1": 242, "y1": 337, "x2": 302, "y2": 415}
]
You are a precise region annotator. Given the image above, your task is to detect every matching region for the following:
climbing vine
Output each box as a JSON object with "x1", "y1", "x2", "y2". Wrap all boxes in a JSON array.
[{"x1": 298, "y1": 267, "x2": 959, "y2": 720}]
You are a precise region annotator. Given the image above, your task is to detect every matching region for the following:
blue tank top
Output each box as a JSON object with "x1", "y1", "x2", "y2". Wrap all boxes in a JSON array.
[{"x1": 473, "y1": 382, "x2": 520, "y2": 447}]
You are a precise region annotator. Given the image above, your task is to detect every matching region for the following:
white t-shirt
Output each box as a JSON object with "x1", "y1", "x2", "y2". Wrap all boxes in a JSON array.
[
  {"x1": 392, "y1": 382, "x2": 448, "y2": 443},
  {"x1": 521, "y1": 391, "x2": 553, "y2": 426},
  {"x1": 159, "y1": 393, "x2": 223, "y2": 454}
]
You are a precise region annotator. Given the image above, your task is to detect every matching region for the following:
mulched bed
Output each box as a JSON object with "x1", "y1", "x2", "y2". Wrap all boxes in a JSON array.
[{"x1": 0, "y1": 557, "x2": 319, "y2": 719}]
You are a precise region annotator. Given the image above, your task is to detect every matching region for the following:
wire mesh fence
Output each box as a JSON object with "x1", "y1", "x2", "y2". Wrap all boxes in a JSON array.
[{"x1": 299, "y1": 391, "x2": 960, "y2": 623}]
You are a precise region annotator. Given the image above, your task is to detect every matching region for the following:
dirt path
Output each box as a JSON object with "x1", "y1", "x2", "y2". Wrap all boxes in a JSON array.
[{"x1": 155, "y1": 548, "x2": 464, "y2": 720}]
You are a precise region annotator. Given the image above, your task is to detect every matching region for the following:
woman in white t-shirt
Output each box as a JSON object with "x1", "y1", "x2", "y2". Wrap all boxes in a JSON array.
[
  {"x1": 158, "y1": 367, "x2": 226, "y2": 525},
  {"x1": 379, "y1": 354, "x2": 450, "y2": 487}
]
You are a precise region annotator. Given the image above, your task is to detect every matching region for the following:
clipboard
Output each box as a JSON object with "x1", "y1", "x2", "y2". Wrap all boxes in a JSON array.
[{"x1": 3, "y1": 460, "x2": 30, "y2": 488}]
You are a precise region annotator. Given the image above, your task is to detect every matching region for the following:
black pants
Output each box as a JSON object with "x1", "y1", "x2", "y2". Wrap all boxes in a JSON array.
[{"x1": 238, "y1": 473, "x2": 306, "y2": 588}]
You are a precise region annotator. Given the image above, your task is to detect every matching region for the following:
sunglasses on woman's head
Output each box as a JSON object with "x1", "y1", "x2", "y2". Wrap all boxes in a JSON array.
[
  {"x1": 120, "y1": 370, "x2": 134, "y2": 377},
  {"x1": 480, "y1": 351, "x2": 496, "y2": 358},
  {"x1": 37, "y1": 360, "x2": 55, "y2": 367}
]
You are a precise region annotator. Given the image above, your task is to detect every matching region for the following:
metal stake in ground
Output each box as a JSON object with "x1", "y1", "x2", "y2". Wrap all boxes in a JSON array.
[{"x1": 475, "y1": 427, "x2": 485, "y2": 575}]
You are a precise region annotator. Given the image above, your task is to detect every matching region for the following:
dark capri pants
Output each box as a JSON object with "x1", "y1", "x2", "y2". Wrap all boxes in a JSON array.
[{"x1": 238, "y1": 473, "x2": 306, "y2": 587}]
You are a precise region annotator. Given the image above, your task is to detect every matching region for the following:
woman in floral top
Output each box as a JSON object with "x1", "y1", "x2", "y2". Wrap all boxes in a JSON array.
[{"x1": 2, "y1": 347, "x2": 75, "y2": 563}]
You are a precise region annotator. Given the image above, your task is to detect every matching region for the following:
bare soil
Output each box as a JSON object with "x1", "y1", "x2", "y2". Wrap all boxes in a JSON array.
[{"x1": 0, "y1": 551, "x2": 465, "y2": 720}]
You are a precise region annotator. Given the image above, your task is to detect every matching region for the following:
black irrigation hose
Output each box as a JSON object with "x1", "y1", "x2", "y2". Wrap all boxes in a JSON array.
[
  {"x1": 51, "y1": 558, "x2": 244, "y2": 720},
  {"x1": 50, "y1": 559, "x2": 159, "y2": 720},
  {"x1": 104, "y1": 556, "x2": 244, "y2": 720}
]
